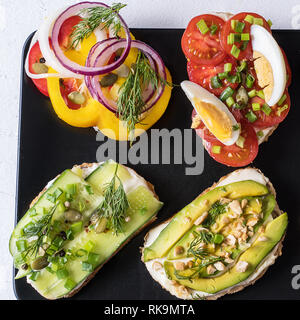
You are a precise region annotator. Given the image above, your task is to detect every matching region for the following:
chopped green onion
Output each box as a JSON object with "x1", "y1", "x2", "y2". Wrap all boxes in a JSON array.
[
  {"x1": 224, "y1": 63, "x2": 232, "y2": 72},
  {"x1": 267, "y1": 19, "x2": 273, "y2": 27},
  {"x1": 278, "y1": 94, "x2": 287, "y2": 106},
  {"x1": 244, "y1": 15, "x2": 254, "y2": 24},
  {"x1": 232, "y1": 124, "x2": 240, "y2": 131},
  {"x1": 256, "y1": 90, "x2": 265, "y2": 99},
  {"x1": 235, "y1": 21, "x2": 245, "y2": 33},
  {"x1": 262, "y1": 103, "x2": 272, "y2": 116},
  {"x1": 66, "y1": 184, "x2": 77, "y2": 196},
  {"x1": 227, "y1": 33, "x2": 235, "y2": 45},
  {"x1": 16, "y1": 240, "x2": 27, "y2": 252},
  {"x1": 246, "y1": 74, "x2": 255, "y2": 88},
  {"x1": 220, "y1": 87, "x2": 234, "y2": 101},
  {"x1": 245, "y1": 110, "x2": 257, "y2": 123},
  {"x1": 257, "y1": 130, "x2": 264, "y2": 138},
  {"x1": 75, "y1": 249, "x2": 87, "y2": 257},
  {"x1": 66, "y1": 229, "x2": 74, "y2": 240},
  {"x1": 276, "y1": 104, "x2": 288, "y2": 116},
  {"x1": 28, "y1": 208, "x2": 37, "y2": 217},
  {"x1": 231, "y1": 20, "x2": 237, "y2": 30},
  {"x1": 85, "y1": 185, "x2": 94, "y2": 195},
  {"x1": 210, "y1": 24, "x2": 218, "y2": 35},
  {"x1": 56, "y1": 268, "x2": 69, "y2": 279},
  {"x1": 233, "y1": 103, "x2": 243, "y2": 109},
  {"x1": 236, "y1": 136, "x2": 245, "y2": 148},
  {"x1": 84, "y1": 240, "x2": 95, "y2": 252},
  {"x1": 252, "y1": 103, "x2": 261, "y2": 111},
  {"x1": 211, "y1": 75, "x2": 222, "y2": 89},
  {"x1": 230, "y1": 45, "x2": 240, "y2": 59},
  {"x1": 218, "y1": 72, "x2": 228, "y2": 80},
  {"x1": 213, "y1": 234, "x2": 224, "y2": 244},
  {"x1": 45, "y1": 266, "x2": 55, "y2": 274},
  {"x1": 212, "y1": 146, "x2": 221, "y2": 154},
  {"x1": 226, "y1": 96, "x2": 235, "y2": 107},
  {"x1": 248, "y1": 89, "x2": 256, "y2": 98},
  {"x1": 253, "y1": 17, "x2": 264, "y2": 26},
  {"x1": 82, "y1": 261, "x2": 94, "y2": 272},
  {"x1": 240, "y1": 40, "x2": 249, "y2": 51},
  {"x1": 29, "y1": 271, "x2": 40, "y2": 281},
  {"x1": 241, "y1": 33, "x2": 250, "y2": 41},
  {"x1": 51, "y1": 263, "x2": 59, "y2": 272},
  {"x1": 196, "y1": 19, "x2": 209, "y2": 34},
  {"x1": 53, "y1": 188, "x2": 63, "y2": 200},
  {"x1": 64, "y1": 278, "x2": 76, "y2": 291},
  {"x1": 70, "y1": 221, "x2": 83, "y2": 234},
  {"x1": 87, "y1": 252, "x2": 100, "y2": 266},
  {"x1": 237, "y1": 61, "x2": 247, "y2": 72}
]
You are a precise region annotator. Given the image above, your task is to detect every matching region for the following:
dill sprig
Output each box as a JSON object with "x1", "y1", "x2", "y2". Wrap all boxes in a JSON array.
[
  {"x1": 23, "y1": 203, "x2": 58, "y2": 258},
  {"x1": 202, "y1": 201, "x2": 227, "y2": 227},
  {"x1": 70, "y1": 3, "x2": 127, "y2": 48},
  {"x1": 97, "y1": 164, "x2": 129, "y2": 235},
  {"x1": 117, "y1": 50, "x2": 159, "y2": 140}
]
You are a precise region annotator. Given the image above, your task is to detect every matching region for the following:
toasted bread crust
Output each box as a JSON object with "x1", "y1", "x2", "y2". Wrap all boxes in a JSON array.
[
  {"x1": 142, "y1": 167, "x2": 286, "y2": 300},
  {"x1": 26, "y1": 162, "x2": 160, "y2": 299}
]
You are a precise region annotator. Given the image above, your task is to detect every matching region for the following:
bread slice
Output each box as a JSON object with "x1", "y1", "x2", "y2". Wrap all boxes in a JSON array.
[
  {"x1": 141, "y1": 167, "x2": 286, "y2": 300},
  {"x1": 24, "y1": 162, "x2": 160, "y2": 299}
]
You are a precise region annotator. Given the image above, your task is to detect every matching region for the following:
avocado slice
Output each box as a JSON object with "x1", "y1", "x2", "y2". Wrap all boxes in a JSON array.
[
  {"x1": 167, "y1": 194, "x2": 276, "y2": 260},
  {"x1": 143, "y1": 180, "x2": 268, "y2": 262},
  {"x1": 164, "y1": 212, "x2": 287, "y2": 294}
]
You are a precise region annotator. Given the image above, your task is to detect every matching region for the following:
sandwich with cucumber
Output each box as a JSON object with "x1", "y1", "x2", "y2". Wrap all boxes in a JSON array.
[
  {"x1": 10, "y1": 160, "x2": 163, "y2": 299},
  {"x1": 142, "y1": 168, "x2": 287, "y2": 299}
]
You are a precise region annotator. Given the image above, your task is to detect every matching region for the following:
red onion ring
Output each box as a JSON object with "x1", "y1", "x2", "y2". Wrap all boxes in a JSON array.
[
  {"x1": 51, "y1": 2, "x2": 132, "y2": 76},
  {"x1": 86, "y1": 39, "x2": 166, "y2": 114}
]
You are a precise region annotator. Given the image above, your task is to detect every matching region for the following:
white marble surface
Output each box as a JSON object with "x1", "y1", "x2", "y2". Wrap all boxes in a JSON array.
[{"x1": 0, "y1": 0, "x2": 298, "y2": 300}]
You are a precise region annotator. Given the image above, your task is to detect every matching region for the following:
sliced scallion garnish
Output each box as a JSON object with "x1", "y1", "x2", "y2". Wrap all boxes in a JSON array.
[
  {"x1": 262, "y1": 103, "x2": 272, "y2": 116},
  {"x1": 196, "y1": 19, "x2": 209, "y2": 34}
]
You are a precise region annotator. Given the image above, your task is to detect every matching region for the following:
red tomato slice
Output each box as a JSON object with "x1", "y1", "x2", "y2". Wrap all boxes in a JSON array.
[
  {"x1": 187, "y1": 56, "x2": 238, "y2": 96},
  {"x1": 59, "y1": 78, "x2": 81, "y2": 110},
  {"x1": 244, "y1": 92, "x2": 291, "y2": 129},
  {"x1": 28, "y1": 42, "x2": 49, "y2": 97},
  {"x1": 220, "y1": 12, "x2": 271, "y2": 61},
  {"x1": 182, "y1": 14, "x2": 226, "y2": 65},
  {"x1": 206, "y1": 121, "x2": 259, "y2": 167},
  {"x1": 281, "y1": 48, "x2": 292, "y2": 87},
  {"x1": 58, "y1": 15, "x2": 82, "y2": 49}
]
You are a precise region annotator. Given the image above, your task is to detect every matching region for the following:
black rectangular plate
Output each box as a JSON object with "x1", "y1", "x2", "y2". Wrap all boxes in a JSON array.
[{"x1": 14, "y1": 28, "x2": 300, "y2": 300}]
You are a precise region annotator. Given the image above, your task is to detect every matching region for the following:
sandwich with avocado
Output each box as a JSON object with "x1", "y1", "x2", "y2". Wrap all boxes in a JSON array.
[
  {"x1": 10, "y1": 160, "x2": 163, "y2": 299},
  {"x1": 142, "y1": 168, "x2": 287, "y2": 299}
]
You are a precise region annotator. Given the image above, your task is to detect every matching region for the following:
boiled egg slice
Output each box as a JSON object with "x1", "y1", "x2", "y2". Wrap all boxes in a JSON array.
[
  {"x1": 251, "y1": 25, "x2": 286, "y2": 106},
  {"x1": 181, "y1": 81, "x2": 240, "y2": 146}
]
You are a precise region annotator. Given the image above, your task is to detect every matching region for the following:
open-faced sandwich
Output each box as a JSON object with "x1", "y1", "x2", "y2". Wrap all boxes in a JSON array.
[
  {"x1": 25, "y1": 2, "x2": 172, "y2": 141},
  {"x1": 181, "y1": 12, "x2": 291, "y2": 166},
  {"x1": 142, "y1": 168, "x2": 287, "y2": 299},
  {"x1": 10, "y1": 160, "x2": 163, "y2": 299}
]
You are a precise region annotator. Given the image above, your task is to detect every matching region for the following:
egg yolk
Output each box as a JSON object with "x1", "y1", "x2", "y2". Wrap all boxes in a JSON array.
[{"x1": 194, "y1": 98, "x2": 232, "y2": 142}]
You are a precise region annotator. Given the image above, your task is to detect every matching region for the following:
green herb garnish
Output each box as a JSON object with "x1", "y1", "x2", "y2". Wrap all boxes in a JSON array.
[
  {"x1": 117, "y1": 51, "x2": 159, "y2": 139},
  {"x1": 70, "y1": 3, "x2": 127, "y2": 48},
  {"x1": 203, "y1": 201, "x2": 227, "y2": 227},
  {"x1": 95, "y1": 164, "x2": 129, "y2": 234},
  {"x1": 22, "y1": 203, "x2": 59, "y2": 258}
]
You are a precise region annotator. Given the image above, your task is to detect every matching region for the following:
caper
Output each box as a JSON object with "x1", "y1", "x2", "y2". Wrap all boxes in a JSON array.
[
  {"x1": 31, "y1": 256, "x2": 49, "y2": 271},
  {"x1": 236, "y1": 86, "x2": 248, "y2": 107},
  {"x1": 95, "y1": 217, "x2": 108, "y2": 234},
  {"x1": 55, "y1": 249, "x2": 65, "y2": 257},
  {"x1": 115, "y1": 48, "x2": 124, "y2": 59},
  {"x1": 114, "y1": 64, "x2": 130, "y2": 78},
  {"x1": 64, "y1": 209, "x2": 82, "y2": 222},
  {"x1": 100, "y1": 73, "x2": 118, "y2": 87},
  {"x1": 32, "y1": 62, "x2": 48, "y2": 74},
  {"x1": 39, "y1": 57, "x2": 46, "y2": 64},
  {"x1": 67, "y1": 91, "x2": 86, "y2": 105}
]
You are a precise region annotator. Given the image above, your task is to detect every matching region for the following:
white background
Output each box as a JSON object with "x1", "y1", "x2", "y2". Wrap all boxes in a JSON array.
[{"x1": 0, "y1": 0, "x2": 299, "y2": 300}]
